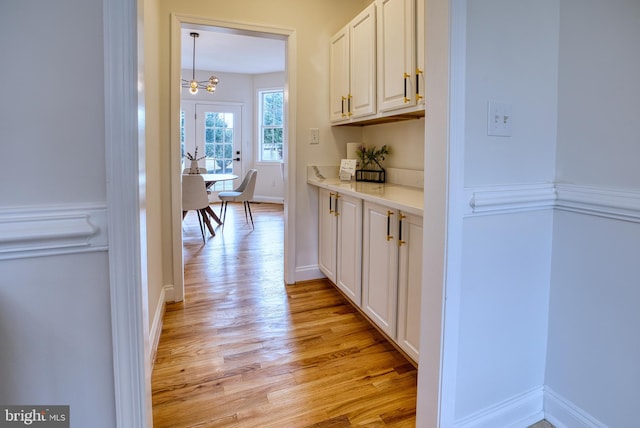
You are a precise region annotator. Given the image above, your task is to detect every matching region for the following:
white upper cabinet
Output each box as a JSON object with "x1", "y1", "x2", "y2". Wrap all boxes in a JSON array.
[
  {"x1": 329, "y1": 4, "x2": 377, "y2": 123},
  {"x1": 377, "y1": 0, "x2": 415, "y2": 111},
  {"x1": 329, "y1": 28, "x2": 350, "y2": 123},
  {"x1": 377, "y1": 0, "x2": 425, "y2": 113},
  {"x1": 330, "y1": 0, "x2": 424, "y2": 125}
]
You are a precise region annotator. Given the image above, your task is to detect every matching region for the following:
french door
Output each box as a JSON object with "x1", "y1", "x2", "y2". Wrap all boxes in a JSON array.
[{"x1": 189, "y1": 103, "x2": 243, "y2": 193}]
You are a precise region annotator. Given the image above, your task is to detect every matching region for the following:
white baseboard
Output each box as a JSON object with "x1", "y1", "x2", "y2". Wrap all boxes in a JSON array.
[
  {"x1": 163, "y1": 283, "x2": 175, "y2": 302},
  {"x1": 294, "y1": 264, "x2": 325, "y2": 283},
  {"x1": 149, "y1": 285, "x2": 170, "y2": 365},
  {"x1": 454, "y1": 386, "x2": 544, "y2": 428},
  {"x1": 252, "y1": 196, "x2": 284, "y2": 204},
  {"x1": 544, "y1": 387, "x2": 608, "y2": 428}
]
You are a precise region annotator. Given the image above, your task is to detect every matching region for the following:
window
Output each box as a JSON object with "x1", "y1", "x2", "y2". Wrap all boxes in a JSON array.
[{"x1": 258, "y1": 89, "x2": 284, "y2": 162}]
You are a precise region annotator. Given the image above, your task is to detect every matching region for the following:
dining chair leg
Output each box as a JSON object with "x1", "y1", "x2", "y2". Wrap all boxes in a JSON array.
[
  {"x1": 221, "y1": 201, "x2": 228, "y2": 225},
  {"x1": 246, "y1": 201, "x2": 254, "y2": 229},
  {"x1": 243, "y1": 201, "x2": 249, "y2": 223},
  {"x1": 195, "y1": 210, "x2": 205, "y2": 243}
]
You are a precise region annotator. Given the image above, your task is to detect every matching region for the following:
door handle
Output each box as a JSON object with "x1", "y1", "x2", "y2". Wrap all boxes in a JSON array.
[{"x1": 233, "y1": 157, "x2": 240, "y2": 161}]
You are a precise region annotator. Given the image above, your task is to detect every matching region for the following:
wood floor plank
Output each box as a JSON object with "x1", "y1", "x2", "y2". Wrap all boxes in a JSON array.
[{"x1": 152, "y1": 203, "x2": 417, "y2": 427}]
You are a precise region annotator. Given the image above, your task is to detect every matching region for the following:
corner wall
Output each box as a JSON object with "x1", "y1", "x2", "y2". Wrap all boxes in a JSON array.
[
  {"x1": 453, "y1": 0, "x2": 560, "y2": 425},
  {"x1": 545, "y1": 1, "x2": 640, "y2": 427}
]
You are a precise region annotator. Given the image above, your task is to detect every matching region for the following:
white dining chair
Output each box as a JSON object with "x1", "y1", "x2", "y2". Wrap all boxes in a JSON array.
[
  {"x1": 182, "y1": 174, "x2": 212, "y2": 242},
  {"x1": 218, "y1": 169, "x2": 258, "y2": 229}
]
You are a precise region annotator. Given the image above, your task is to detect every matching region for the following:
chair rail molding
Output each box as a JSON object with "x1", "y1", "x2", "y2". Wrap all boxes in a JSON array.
[
  {"x1": 555, "y1": 183, "x2": 640, "y2": 223},
  {"x1": 465, "y1": 183, "x2": 557, "y2": 216},
  {"x1": 465, "y1": 182, "x2": 640, "y2": 223},
  {"x1": 0, "y1": 203, "x2": 108, "y2": 260}
]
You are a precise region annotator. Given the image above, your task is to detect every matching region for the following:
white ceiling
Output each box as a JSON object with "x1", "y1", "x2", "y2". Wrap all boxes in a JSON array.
[{"x1": 181, "y1": 28, "x2": 286, "y2": 75}]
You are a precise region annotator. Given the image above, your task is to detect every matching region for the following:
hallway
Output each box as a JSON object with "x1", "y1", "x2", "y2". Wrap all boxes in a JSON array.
[{"x1": 152, "y1": 202, "x2": 417, "y2": 427}]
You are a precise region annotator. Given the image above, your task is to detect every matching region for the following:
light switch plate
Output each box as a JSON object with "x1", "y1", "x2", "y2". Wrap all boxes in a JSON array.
[
  {"x1": 487, "y1": 101, "x2": 513, "y2": 137},
  {"x1": 309, "y1": 128, "x2": 320, "y2": 144}
]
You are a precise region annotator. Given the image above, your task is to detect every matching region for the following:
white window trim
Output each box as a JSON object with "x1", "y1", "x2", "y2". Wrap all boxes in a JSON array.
[{"x1": 256, "y1": 87, "x2": 284, "y2": 164}]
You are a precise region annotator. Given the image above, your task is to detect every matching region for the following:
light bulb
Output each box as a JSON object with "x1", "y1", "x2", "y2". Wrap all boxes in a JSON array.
[{"x1": 189, "y1": 86, "x2": 198, "y2": 95}]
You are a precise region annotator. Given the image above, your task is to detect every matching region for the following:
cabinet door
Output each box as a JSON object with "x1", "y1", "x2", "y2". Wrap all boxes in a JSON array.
[
  {"x1": 415, "y1": 0, "x2": 425, "y2": 106},
  {"x1": 362, "y1": 202, "x2": 398, "y2": 338},
  {"x1": 329, "y1": 26, "x2": 350, "y2": 123},
  {"x1": 377, "y1": 0, "x2": 417, "y2": 112},
  {"x1": 318, "y1": 188, "x2": 337, "y2": 283},
  {"x1": 396, "y1": 212, "x2": 423, "y2": 361},
  {"x1": 336, "y1": 194, "x2": 362, "y2": 305},
  {"x1": 349, "y1": 3, "x2": 377, "y2": 119}
]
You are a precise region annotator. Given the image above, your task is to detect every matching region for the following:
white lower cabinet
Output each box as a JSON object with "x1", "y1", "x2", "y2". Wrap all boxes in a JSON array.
[
  {"x1": 318, "y1": 189, "x2": 422, "y2": 362},
  {"x1": 396, "y1": 211, "x2": 423, "y2": 361},
  {"x1": 362, "y1": 202, "x2": 399, "y2": 338},
  {"x1": 362, "y1": 201, "x2": 423, "y2": 361},
  {"x1": 318, "y1": 188, "x2": 362, "y2": 305}
]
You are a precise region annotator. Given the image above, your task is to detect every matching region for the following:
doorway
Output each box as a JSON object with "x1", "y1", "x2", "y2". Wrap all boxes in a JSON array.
[
  {"x1": 181, "y1": 102, "x2": 244, "y2": 196},
  {"x1": 171, "y1": 16, "x2": 295, "y2": 302}
]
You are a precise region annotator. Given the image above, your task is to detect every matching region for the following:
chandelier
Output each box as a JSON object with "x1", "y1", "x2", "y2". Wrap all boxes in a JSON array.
[{"x1": 181, "y1": 32, "x2": 219, "y2": 95}]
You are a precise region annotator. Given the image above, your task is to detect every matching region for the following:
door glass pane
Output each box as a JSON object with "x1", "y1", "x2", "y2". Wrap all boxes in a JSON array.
[{"x1": 202, "y1": 110, "x2": 235, "y2": 191}]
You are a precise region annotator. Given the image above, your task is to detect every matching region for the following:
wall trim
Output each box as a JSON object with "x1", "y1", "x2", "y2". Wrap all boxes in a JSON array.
[
  {"x1": 544, "y1": 387, "x2": 608, "y2": 428},
  {"x1": 294, "y1": 264, "x2": 324, "y2": 284},
  {"x1": 555, "y1": 183, "x2": 640, "y2": 223},
  {"x1": 465, "y1": 183, "x2": 640, "y2": 223},
  {"x1": 454, "y1": 386, "x2": 544, "y2": 428},
  {"x1": 253, "y1": 197, "x2": 285, "y2": 204},
  {"x1": 150, "y1": 285, "x2": 169, "y2": 367},
  {"x1": 465, "y1": 183, "x2": 557, "y2": 216},
  {"x1": 0, "y1": 204, "x2": 108, "y2": 260}
]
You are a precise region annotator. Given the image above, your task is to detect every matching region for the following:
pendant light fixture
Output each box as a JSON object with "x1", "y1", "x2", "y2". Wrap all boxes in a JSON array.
[{"x1": 181, "y1": 32, "x2": 219, "y2": 95}]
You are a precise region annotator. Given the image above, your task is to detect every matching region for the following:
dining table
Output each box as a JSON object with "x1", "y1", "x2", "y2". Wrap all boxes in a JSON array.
[{"x1": 200, "y1": 173, "x2": 238, "y2": 227}]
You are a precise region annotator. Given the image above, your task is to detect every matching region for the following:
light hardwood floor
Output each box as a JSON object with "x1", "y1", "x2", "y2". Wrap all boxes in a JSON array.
[{"x1": 152, "y1": 202, "x2": 418, "y2": 427}]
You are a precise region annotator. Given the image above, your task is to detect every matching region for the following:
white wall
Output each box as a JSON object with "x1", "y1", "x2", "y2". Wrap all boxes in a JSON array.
[
  {"x1": 545, "y1": 1, "x2": 640, "y2": 427},
  {"x1": 554, "y1": 0, "x2": 640, "y2": 190},
  {"x1": 0, "y1": 1, "x2": 117, "y2": 426},
  {"x1": 547, "y1": 212, "x2": 640, "y2": 428},
  {"x1": 362, "y1": 119, "x2": 425, "y2": 171},
  {"x1": 464, "y1": 0, "x2": 559, "y2": 187},
  {"x1": 454, "y1": 0, "x2": 559, "y2": 425}
]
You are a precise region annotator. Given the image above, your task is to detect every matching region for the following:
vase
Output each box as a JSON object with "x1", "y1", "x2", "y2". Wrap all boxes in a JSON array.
[{"x1": 189, "y1": 160, "x2": 200, "y2": 174}]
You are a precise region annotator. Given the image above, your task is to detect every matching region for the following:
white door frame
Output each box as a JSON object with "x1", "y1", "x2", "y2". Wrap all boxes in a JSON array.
[
  {"x1": 105, "y1": 1, "x2": 466, "y2": 427},
  {"x1": 104, "y1": 0, "x2": 153, "y2": 426},
  {"x1": 170, "y1": 15, "x2": 296, "y2": 302}
]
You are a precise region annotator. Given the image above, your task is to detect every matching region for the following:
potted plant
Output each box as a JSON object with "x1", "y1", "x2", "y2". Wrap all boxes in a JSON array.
[{"x1": 355, "y1": 144, "x2": 390, "y2": 182}]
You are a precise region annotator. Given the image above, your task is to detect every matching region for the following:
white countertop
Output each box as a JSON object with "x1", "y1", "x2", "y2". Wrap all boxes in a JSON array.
[{"x1": 307, "y1": 176, "x2": 424, "y2": 216}]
